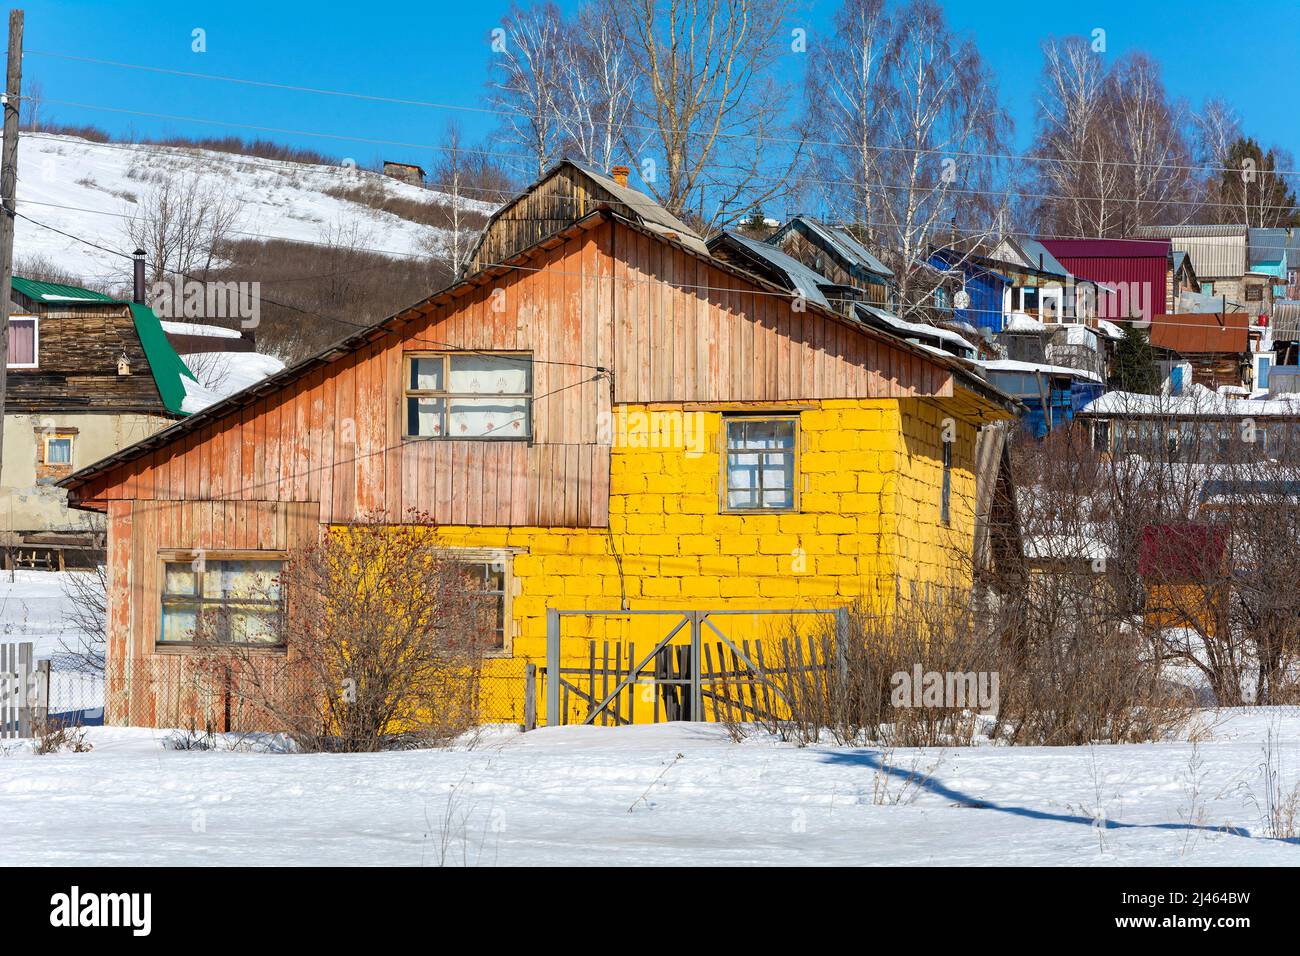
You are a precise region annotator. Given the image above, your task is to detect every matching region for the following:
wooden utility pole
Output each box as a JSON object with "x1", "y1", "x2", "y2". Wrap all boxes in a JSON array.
[{"x1": 0, "y1": 10, "x2": 22, "y2": 487}]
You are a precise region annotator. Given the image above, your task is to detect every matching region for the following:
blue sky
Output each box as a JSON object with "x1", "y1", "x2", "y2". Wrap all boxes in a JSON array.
[{"x1": 18, "y1": 0, "x2": 1300, "y2": 177}]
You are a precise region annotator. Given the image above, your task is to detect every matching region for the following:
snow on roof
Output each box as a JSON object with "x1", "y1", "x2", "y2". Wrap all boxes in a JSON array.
[
  {"x1": 1003, "y1": 311, "x2": 1046, "y2": 332},
  {"x1": 180, "y1": 352, "x2": 288, "y2": 413},
  {"x1": 855, "y1": 304, "x2": 975, "y2": 354},
  {"x1": 161, "y1": 321, "x2": 243, "y2": 339},
  {"x1": 1097, "y1": 319, "x2": 1126, "y2": 340},
  {"x1": 1081, "y1": 381, "x2": 1300, "y2": 417},
  {"x1": 979, "y1": 358, "x2": 1103, "y2": 383}
]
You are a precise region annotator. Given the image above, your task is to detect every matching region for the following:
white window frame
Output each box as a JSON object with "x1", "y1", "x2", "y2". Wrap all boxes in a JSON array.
[
  {"x1": 6, "y1": 315, "x2": 38, "y2": 369},
  {"x1": 720, "y1": 416, "x2": 800, "y2": 513}
]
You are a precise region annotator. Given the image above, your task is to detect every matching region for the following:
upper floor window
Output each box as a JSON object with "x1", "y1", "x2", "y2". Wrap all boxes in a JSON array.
[
  {"x1": 404, "y1": 352, "x2": 532, "y2": 440},
  {"x1": 723, "y1": 417, "x2": 797, "y2": 511},
  {"x1": 6, "y1": 316, "x2": 37, "y2": 368}
]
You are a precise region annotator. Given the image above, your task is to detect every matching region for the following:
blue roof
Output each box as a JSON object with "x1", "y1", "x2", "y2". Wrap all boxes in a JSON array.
[{"x1": 721, "y1": 232, "x2": 833, "y2": 309}]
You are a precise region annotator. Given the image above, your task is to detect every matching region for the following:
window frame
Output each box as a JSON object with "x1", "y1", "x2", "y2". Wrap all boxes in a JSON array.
[
  {"x1": 42, "y1": 433, "x2": 73, "y2": 467},
  {"x1": 156, "y1": 550, "x2": 288, "y2": 651},
  {"x1": 940, "y1": 439, "x2": 953, "y2": 526},
  {"x1": 6, "y1": 315, "x2": 38, "y2": 369},
  {"x1": 719, "y1": 415, "x2": 800, "y2": 514},
  {"x1": 402, "y1": 350, "x2": 534, "y2": 442},
  {"x1": 443, "y1": 547, "x2": 515, "y2": 657}
]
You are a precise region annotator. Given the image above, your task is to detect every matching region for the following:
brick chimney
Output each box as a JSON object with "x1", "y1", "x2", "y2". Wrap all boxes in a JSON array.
[{"x1": 610, "y1": 165, "x2": 630, "y2": 187}]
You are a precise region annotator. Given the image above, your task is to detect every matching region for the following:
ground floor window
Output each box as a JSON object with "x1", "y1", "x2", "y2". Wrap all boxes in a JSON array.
[
  {"x1": 159, "y1": 553, "x2": 285, "y2": 646},
  {"x1": 722, "y1": 417, "x2": 798, "y2": 511}
]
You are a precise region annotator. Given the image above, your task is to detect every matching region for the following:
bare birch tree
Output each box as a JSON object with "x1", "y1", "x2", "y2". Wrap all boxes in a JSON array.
[
  {"x1": 554, "y1": 2, "x2": 637, "y2": 172},
  {"x1": 608, "y1": 0, "x2": 799, "y2": 229},
  {"x1": 124, "y1": 172, "x2": 241, "y2": 285},
  {"x1": 488, "y1": 2, "x2": 567, "y2": 178}
]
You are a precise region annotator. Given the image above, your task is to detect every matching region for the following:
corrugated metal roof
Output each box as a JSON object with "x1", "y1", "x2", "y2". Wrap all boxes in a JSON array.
[
  {"x1": 1006, "y1": 237, "x2": 1069, "y2": 277},
  {"x1": 792, "y1": 217, "x2": 893, "y2": 277},
  {"x1": 1150, "y1": 310, "x2": 1249, "y2": 354},
  {"x1": 1249, "y1": 227, "x2": 1290, "y2": 264},
  {"x1": 569, "y1": 160, "x2": 710, "y2": 256},
  {"x1": 1272, "y1": 299, "x2": 1300, "y2": 340},
  {"x1": 11, "y1": 276, "x2": 117, "y2": 303},
  {"x1": 715, "y1": 232, "x2": 832, "y2": 309},
  {"x1": 1135, "y1": 224, "x2": 1247, "y2": 239},
  {"x1": 1039, "y1": 239, "x2": 1169, "y2": 323}
]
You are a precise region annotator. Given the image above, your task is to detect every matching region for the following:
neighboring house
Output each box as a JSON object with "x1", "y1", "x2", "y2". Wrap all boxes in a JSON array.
[
  {"x1": 767, "y1": 216, "x2": 894, "y2": 308},
  {"x1": 978, "y1": 359, "x2": 1103, "y2": 438},
  {"x1": 1077, "y1": 384, "x2": 1300, "y2": 460},
  {"x1": 926, "y1": 247, "x2": 1009, "y2": 334},
  {"x1": 1039, "y1": 238, "x2": 1183, "y2": 324},
  {"x1": 59, "y1": 161, "x2": 1019, "y2": 730},
  {"x1": 381, "y1": 161, "x2": 425, "y2": 187},
  {"x1": 1, "y1": 277, "x2": 194, "y2": 565},
  {"x1": 1134, "y1": 225, "x2": 1274, "y2": 319},
  {"x1": 1148, "y1": 309, "x2": 1255, "y2": 390},
  {"x1": 1269, "y1": 300, "x2": 1300, "y2": 367}
]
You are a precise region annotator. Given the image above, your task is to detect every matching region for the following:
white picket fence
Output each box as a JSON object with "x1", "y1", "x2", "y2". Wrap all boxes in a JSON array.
[{"x1": 0, "y1": 642, "x2": 46, "y2": 738}]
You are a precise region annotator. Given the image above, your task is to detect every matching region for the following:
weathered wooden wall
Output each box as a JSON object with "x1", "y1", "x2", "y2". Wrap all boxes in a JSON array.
[
  {"x1": 6, "y1": 298, "x2": 169, "y2": 414},
  {"x1": 105, "y1": 499, "x2": 320, "y2": 727},
  {"x1": 72, "y1": 219, "x2": 954, "y2": 528}
]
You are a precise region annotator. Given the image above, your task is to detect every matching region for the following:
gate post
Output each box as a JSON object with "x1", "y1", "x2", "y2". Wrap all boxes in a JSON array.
[
  {"x1": 546, "y1": 609, "x2": 561, "y2": 727},
  {"x1": 689, "y1": 611, "x2": 702, "y2": 720}
]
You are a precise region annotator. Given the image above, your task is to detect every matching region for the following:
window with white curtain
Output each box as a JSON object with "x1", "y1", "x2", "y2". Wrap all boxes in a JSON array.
[
  {"x1": 723, "y1": 418, "x2": 797, "y2": 511},
  {"x1": 6, "y1": 316, "x2": 36, "y2": 368},
  {"x1": 405, "y1": 352, "x2": 532, "y2": 439}
]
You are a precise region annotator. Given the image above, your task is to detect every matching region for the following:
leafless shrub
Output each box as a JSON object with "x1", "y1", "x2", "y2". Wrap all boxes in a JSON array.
[
  {"x1": 32, "y1": 718, "x2": 92, "y2": 755},
  {"x1": 195, "y1": 517, "x2": 497, "y2": 752},
  {"x1": 125, "y1": 173, "x2": 242, "y2": 285},
  {"x1": 59, "y1": 559, "x2": 108, "y2": 672}
]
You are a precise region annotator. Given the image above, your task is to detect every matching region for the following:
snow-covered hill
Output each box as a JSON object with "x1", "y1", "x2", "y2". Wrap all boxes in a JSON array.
[{"x1": 13, "y1": 131, "x2": 490, "y2": 287}]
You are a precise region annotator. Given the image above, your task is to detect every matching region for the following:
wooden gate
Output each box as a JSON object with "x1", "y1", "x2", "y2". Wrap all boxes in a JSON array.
[{"x1": 542, "y1": 608, "x2": 846, "y2": 727}]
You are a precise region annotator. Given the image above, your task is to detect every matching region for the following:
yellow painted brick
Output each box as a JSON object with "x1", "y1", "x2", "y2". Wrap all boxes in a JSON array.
[
  {"x1": 818, "y1": 514, "x2": 857, "y2": 534},
  {"x1": 739, "y1": 555, "x2": 779, "y2": 575},
  {"x1": 680, "y1": 577, "x2": 720, "y2": 598},
  {"x1": 699, "y1": 555, "x2": 738, "y2": 576},
  {"x1": 778, "y1": 513, "x2": 820, "y2": 534},
  {"x1": 720, "y1": 536, "x2": 758, "y2": 555},
  {"x1": 719, "y1": 577, "x2": 760, "y2": 597},
  {"x1": 641, "y1": 535, "x2": 681, "y2": 556},
  {"x1": 800, "y1": 409, "x2": 839, "y2": 431},
  {"x1": 799, "y1": 492, "x2": 840, "y2": 513},
  {"x1": 664, "y1": 514, "x2": 702, "y2": 534},
  {"x1": 759, "y1": 534, "x2": 799, "y2": 555},
  {"x1": 739, "y1": 514, "x2": 780, "y2": 536},
  {"x1": 817, "y1": 554, "x2": 858, "y2": 575},
  {"x1": 642, "y1": 578, "x2": 680, "y2": 597},
  {"x1": 678, "y1": 535, "x2": 719, "y2": 556},
  {"x1": 799, "y1": 535, "x2": 841, "y2": 556},
  {"x1": 756, "y1": 576, "x2": 799, "y2": 597},
  {"x1": 624, "y1": 514, "x2": 665, "y2": 534},
  {"x1": 679, "y1": 495, "x2": 715, "y2": 514}
]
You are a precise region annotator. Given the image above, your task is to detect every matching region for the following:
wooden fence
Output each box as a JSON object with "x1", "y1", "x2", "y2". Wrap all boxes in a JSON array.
[{"x1": 0, "y1": 642, "x2": 45, "y2": 739}]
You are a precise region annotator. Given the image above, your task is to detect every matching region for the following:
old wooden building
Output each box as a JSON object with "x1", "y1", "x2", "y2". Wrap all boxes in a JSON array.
[
  {"x1": 2, "y1": 278, "x2": 193, "y2": 564},
  {"x1": 62, "y1": 162, "x2": 1018, "y2": 730}
]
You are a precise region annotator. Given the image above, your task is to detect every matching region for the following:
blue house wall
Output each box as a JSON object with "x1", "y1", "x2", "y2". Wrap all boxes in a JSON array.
[{"x1": 927, "y1": 251, "x2": 1008, "y2": 333}]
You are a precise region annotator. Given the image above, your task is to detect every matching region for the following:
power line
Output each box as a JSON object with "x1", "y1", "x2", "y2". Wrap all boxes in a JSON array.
[
  {"x1": 27, "y1": 47, "x2": 1300, "y2": 180},
  {"x1": 15, "y1": 211, "x2": 609, "y2": 372}
]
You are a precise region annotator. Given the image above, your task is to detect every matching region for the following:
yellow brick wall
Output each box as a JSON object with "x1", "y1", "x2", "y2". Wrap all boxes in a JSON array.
[{"x1": 391, "y1": 397, "x2": 982, "y2": 722}]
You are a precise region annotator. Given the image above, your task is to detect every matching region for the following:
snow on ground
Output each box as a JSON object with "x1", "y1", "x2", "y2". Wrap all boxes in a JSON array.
[
  {"x1": 15, "y1": 132, "x2": 488, "y2": 286},
  {"x1": 3, "y1": 711, "x2": 1300, "y2": 866}
]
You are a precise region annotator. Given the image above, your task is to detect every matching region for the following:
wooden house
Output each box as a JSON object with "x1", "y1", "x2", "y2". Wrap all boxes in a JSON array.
[
  {"x1": 2, "y1": 277, "x2": 194, "y2": 565},
  {"x1": 60, "y1": 162, "x2": 1019, "y2": 730},
  {"x1": 766, "y1": 216, "x2": 893, "y2": 308}
]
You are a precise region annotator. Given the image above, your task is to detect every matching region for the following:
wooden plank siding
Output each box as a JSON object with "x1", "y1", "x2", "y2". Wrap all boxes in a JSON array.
[{"x1": 70, "y1": 217, "x2": 955, "y2": 530}]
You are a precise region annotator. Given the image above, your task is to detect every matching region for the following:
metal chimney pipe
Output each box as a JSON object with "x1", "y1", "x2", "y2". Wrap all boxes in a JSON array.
[{"x1": 132, "y1": 248, "x2": 146, "y2": 304}]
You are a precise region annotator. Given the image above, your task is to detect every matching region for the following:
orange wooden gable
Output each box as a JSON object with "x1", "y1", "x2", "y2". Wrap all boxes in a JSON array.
[{"x1": 63, "y1": 213, "x2": 972, "y2": 528}]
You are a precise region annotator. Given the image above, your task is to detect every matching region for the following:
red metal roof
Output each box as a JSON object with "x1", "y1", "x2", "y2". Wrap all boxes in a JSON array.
[
  {"x1": 1150, "y1": 311, "x2": 1249, "y2": 354},
  {"x1": 1039, "y1": 238, "x2": 1171, "y2": 323}
]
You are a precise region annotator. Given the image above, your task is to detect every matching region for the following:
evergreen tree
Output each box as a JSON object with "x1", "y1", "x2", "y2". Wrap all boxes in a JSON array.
[
  {"x1": 1209, "y1": 138, "x2": 1300, "y2": 227},
  {"x1": 1110, "y1": 325, "x2": 1160, "y2": 394}
]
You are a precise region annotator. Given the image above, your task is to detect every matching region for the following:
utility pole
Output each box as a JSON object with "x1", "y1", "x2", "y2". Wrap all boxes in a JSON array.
[{"x1": 0, "y1": 9, "x2": 22, "y2": 488}]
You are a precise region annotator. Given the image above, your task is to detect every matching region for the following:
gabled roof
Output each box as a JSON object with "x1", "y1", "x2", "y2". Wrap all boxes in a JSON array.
[
  {"x1": 11, "y1": 276, "x2": 119, "y2": 303},
  {"x1": 1041, "y1": 238, "x2": 1170, "y2": 258},
  {"x1": 59, "y1": 209, "x2": 1020, "y2": 495},
  {"x1": 708, "y1": 231, "x2": 832, "y2": 309},
  {"x1": 1132, "y1": 225, "x2": 1247, "y2": 277},
  {"x1": 990, "y1": 237, "x2": 1068, "y2": 278},
  {"x1": 775, "y1": 216, "x2": 893, "y2": 278},
  {"x1": 567, "y1": 160, "x2": 709, "y2": 256},
  {"x1": 8, "y1": 276, "x2": 196, "y2": 416}
]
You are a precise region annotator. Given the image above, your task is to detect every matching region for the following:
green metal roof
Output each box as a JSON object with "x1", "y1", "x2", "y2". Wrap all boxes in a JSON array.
[
  {"x1": 11, "y1": 276, "x2": 119, "y2": 303},
  {"x1": 10, "y1": 275, "x2": 197, "y2": 416}
]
